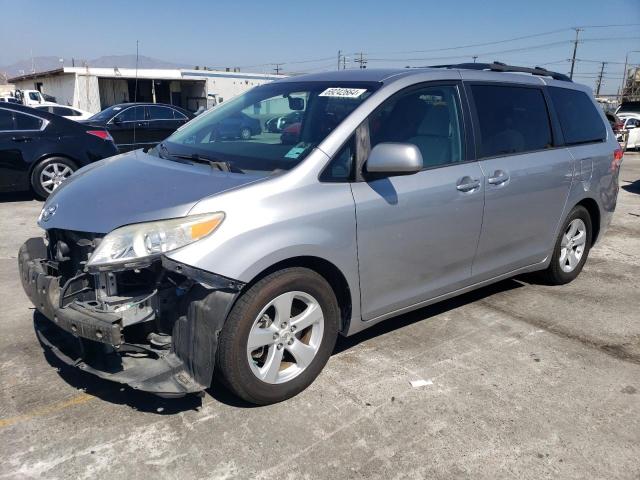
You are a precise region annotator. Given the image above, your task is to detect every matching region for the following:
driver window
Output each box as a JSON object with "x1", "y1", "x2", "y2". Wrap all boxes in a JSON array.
[{"x1": 368, "y1": 85, "x2": 464, "y2": 169}]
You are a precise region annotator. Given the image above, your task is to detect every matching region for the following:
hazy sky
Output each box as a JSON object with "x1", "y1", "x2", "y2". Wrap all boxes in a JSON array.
[{"x1": 1, "y1": 0, "x2": 639, "y2": 94}]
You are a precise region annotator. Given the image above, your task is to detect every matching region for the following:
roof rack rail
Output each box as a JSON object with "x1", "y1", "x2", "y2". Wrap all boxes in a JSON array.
[{"x1": 429, "y1": 61, "x2": 572, "y2": 82}]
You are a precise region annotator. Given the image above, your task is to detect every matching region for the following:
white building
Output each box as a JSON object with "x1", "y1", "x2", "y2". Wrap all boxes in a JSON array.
[{"x1": 9, "y1": 67, "x2": 286, "y2": 113}]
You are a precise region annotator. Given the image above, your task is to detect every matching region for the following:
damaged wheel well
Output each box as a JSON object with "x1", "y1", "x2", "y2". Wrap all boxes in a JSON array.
[{"x1": 243, "y1": 256, "x2": 352, "y2": 333}]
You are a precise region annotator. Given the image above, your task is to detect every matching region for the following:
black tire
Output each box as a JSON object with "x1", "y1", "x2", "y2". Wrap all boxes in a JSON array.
[
  {"x1": 539, "y1": 205, "x2": 592, "y2": 285},
  {"x1": 216, "y1": 267, "x2": 340, "y2": 405},
  {"x1": 239, "y1": 127, "x2": 252, "y2": 140},
  {"x1": 30, "y1": 157, "x2": 78, "y2": 200}
]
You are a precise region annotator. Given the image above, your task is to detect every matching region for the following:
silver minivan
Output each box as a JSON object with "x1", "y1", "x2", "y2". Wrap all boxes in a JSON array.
[{"x1": 19, "y1": 63, "x2": 623, "y2": 404}]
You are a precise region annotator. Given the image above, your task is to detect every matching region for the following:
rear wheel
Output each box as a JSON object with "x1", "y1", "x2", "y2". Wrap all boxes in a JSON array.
[
  {"x1": 539, "y1": 205, "x2": 592, "y2": 285},
  {"x1": 216, "y1": 268, "x2": 339, "y2": 405},
  {"x1": 31, "y1": 157, "x2": 77, "y2": 199}
]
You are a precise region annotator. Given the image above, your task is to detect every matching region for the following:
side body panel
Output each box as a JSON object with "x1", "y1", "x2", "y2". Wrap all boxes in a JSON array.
[
  {"x1": 472, "y1": 148, "x2": 574, "y2": 279},
  {"x1": 351, "y1": 163, "x2": 485, "y2": 320},
  {"x1": 464, "y1": 80, "x2": 575, "y2": 279}
]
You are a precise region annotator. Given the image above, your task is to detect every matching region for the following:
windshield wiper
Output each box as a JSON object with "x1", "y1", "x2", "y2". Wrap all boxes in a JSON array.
[{"x1": 158, "y1": 143, "x2": 243, "y2": 173}]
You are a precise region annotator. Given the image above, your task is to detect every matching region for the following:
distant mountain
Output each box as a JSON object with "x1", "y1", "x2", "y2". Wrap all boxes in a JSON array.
[{"x1": 1, "y1": 55, "x2": 190, "y2": 78}]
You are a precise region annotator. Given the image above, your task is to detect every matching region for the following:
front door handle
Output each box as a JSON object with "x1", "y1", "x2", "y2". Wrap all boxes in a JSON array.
[
  {"x1": 487, "y1": 170, "x2": 510, "y2": 185},
  {"x1": 12, "y1": 136, "x2": 33, "y2": 142},
  {"x1": 456, "y1": 177, "x2": 481, "y2": 192}
]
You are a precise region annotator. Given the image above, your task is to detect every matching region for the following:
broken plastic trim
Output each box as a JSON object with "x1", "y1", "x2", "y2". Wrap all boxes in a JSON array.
[{"x1": 161, "y1": 256, "x2": 244, "y2": 292}]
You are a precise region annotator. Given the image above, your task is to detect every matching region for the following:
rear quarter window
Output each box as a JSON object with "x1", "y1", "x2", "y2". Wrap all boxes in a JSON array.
[
  {"x1": 548, "y1": 87, "x2": 606, "y2": 145},
  {"x1": 14, "y1": 112, "x2": 43, "y2": 130}
]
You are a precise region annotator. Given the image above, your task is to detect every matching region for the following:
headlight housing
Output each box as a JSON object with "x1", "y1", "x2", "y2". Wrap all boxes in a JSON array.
[{"x1": 87, "y1": 212, "x2": 224, "y2": 268}]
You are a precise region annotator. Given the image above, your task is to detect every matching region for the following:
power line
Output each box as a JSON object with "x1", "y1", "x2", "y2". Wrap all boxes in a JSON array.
[
  {"x1": 368, "y1": 40, "x2": 573, "y2": 62},
  {"x1": 367, "y1": 28, "x2": 570, "y2": 55},
  {"x1": 200, "y1": 24, "x2": 640, "y2": 74}
]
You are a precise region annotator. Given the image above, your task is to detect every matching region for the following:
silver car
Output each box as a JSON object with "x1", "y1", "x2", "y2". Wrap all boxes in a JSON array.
[{"x1": 19, "y1": 63, "x2": 622, "y2": 404}]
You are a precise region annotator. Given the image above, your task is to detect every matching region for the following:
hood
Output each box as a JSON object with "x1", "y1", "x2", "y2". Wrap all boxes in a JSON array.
[{"x1": 40, "y1": 150, "x2": 263, "y2": 233}]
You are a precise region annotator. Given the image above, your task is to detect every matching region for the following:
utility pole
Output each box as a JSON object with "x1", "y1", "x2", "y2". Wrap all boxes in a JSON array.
[
  {"x1": 472, "y1": 56, "x2": 478, "y2": 63},
  {"x1": 342, "y1": 54, "x2": 346, "y2": 70},
  {"x1": 355, "y1": 52, "x2": 367, "y2": 69},
  {"x1": 569, "y1": 27, "x2": 582, "y2": 80},
  {"x1": 273, "y1": 63, "x2": 283, "y2": 75},
  {"x1": 595, "y1": 61, "x2": 606, "y2": 96},
  {"x1": 337, "y1": 50, "x2": 341, "y2": 71},
  {"x1": 620, "y1": 50, "x2": 640, "y2": 101}
]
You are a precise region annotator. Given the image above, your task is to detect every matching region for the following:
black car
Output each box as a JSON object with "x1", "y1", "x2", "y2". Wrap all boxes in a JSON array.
[
  {"x1": 0, "y1": 103, "x2": 118, "y2": 198},
  {"x1": 211, "y1": 111, "x2": 261, "y2": 140},
  {"x1": 82, "y1": 103, "x2": 193, "y2": 152}
]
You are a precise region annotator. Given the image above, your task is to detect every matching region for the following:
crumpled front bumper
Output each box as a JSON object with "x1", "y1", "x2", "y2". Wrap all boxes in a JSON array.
[{"x1": 19, "y1": 237, "x2": 242, "y2": 398}]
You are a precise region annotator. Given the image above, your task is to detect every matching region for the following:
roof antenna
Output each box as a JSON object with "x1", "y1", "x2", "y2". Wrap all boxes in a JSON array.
[{"x1": 133, "y1": 40, "x2": 139, "y2": 149}]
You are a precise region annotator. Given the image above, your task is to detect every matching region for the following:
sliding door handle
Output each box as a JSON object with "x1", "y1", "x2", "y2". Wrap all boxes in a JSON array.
[
  {"x1": 456, "y1": 178, "x2": 481, "y2": 192},
  {"x1": 487, "y1": 170, "x2": 509, "y2": 185}
]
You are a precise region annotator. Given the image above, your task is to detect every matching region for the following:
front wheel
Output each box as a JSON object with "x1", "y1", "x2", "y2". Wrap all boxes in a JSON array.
[
  {"x1": 539, "y1": 205, "x2": 592, "y2": 285},
  {"x1": 216, "y1": 268, "x2": 339, "y2": 405}
]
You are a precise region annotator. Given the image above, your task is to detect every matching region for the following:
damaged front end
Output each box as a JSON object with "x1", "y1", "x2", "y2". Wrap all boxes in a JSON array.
[{"x1": 19, "y1": 231, "x2": 244, "y2": 397}]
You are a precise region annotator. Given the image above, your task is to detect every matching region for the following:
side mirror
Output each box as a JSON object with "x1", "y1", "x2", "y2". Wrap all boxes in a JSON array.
[
  {"x1": 112, "y1": 115, "x2": 122, "y2": 124},
  {"x1": 365, "y1": 143, "x2": 423, "y2": 176}
]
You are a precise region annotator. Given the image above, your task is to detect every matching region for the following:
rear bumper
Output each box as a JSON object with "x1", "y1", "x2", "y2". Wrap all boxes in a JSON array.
[{"x1": 19, "y1": 237, "x2": 242, "y2": 397}]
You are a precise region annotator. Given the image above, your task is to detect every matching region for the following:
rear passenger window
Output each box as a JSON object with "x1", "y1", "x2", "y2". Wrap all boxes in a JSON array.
[
  {"x1": 471, "y1": 85, "x2": 552, "y2": 158},
  {"x1": 172, "y1": 109, "x2": 187, "y2": 120},
  {"x1": 549, "y1": 87, "x2": 606, "y2": 145},
  {"x1": 369, "y1": 85, "x2": 464, "y2": 169},
  {"x1": 14, "y1": 112, "x2": 43, "y2": 130},
  {"x1": 0, "y1": 109, "x2": 14, "y2": 130},
  {"x1": 148, "y1": 106, "x2": 175, "y2": 120}
]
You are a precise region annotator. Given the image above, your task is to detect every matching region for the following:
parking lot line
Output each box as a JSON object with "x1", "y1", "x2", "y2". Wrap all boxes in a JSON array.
[{"x1": 0, "y1": 392, "x2": 94, "y2": 429}]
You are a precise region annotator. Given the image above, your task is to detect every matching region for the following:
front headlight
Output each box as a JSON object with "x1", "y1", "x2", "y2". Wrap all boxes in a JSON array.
[{"x1": 87, "y1": 212, "x2": 224, "y2": 268}]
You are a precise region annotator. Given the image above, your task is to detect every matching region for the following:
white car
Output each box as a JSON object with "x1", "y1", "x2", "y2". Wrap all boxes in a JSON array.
[
  {"x1": 33, "y1": 104, "x2": 93, "y2": 121},
  {"x1": 619, "y1": 114, "x2": 640, "y2": 150}
]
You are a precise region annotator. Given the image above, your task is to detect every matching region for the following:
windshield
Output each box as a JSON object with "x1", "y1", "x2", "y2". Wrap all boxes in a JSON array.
[
  {"x1": 89, "y1": 105, "x2": 126, "y2": 121},
  {"x1": 161, "y1": 81, "x2": 379, "y2": 173}
]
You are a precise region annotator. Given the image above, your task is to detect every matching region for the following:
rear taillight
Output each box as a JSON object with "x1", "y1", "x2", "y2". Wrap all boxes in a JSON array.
[
  {"x1": 87, "y1": 130, "x2": 113, "y2": 142},
  {"x1": 611, "y1": 148, "x2": 624, "y2": 172},
  {"x1": 613, "y1": 121, "x2": 624, "y2": 132}
]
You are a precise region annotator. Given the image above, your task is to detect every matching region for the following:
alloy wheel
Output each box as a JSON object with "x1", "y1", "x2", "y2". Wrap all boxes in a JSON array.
[
  {"x1": 246, "y1": 291, "x2": 324, "y2": 384},
  {"x1": 559, "y1": 218, "x2": 587, "y2": 273},
  {"x1": 40, "y1": 162, "x2": 74, "y2": 194}
]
